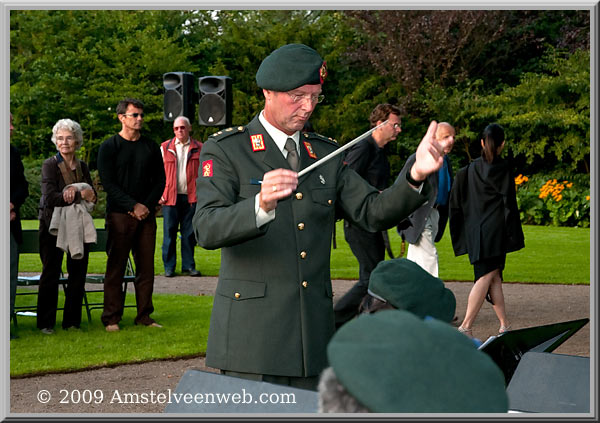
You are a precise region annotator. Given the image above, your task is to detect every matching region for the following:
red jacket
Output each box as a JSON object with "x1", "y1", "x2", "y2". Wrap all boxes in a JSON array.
[{"x1": 160, "y1": 137, "x2": 202, "y2": 206}]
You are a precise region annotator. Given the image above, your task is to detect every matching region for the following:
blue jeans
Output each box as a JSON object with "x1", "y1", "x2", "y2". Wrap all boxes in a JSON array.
[{"x1": 162, "y1": 195, "x2": 197, "y2": 272}]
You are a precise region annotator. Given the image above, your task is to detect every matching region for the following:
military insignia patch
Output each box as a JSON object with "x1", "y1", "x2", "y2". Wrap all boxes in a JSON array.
[
  {"x1": 303, "y1": 141, "x2": 317, "y2": 159},
  {"x1": 202, "y1": 160, "x2": 213, "y2": 177},
  {"x1": 250, "y1": 134, "x2": 266, "y2": 151},
  {"x1": 319, "y1": 61, "x2": 328, "y2": 84}
]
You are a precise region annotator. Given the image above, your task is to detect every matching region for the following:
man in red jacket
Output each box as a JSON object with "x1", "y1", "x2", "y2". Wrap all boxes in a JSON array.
[{"x1": 159, "y1": 116, "x2": 202, "y2": 277}]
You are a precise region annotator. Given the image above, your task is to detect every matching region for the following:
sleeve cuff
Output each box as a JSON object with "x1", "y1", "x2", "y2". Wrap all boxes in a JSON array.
[{"x1": 255, "y1": 194, "x2": 275, "y2": 227}]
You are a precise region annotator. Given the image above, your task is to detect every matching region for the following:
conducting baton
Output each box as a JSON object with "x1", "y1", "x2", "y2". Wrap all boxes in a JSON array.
[{"x1": 297, "y1": 120, "x2": 389, "y2": 178}]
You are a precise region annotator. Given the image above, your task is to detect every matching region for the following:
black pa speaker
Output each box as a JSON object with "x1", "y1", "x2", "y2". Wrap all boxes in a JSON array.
[
  {"x1": 163, "y1": 370, "x2": 318, "y2": 413},
  {"x1": 163, "y1": 72, "x2": 195, "y2": 122},
  {"x1": 506, "y1": 352, "x2": 590, "y2": 413},
  {"x1": 198, "y1": 76, "x2": 232, "y2": 127}
]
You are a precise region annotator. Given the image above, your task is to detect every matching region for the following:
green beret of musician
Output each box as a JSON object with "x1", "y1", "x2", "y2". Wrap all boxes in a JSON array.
[
  {"x1": 326, "y1": 310, "x2": 508, "y2": 413},
  {"x1": 368, "y1": 258, "x2": 456, "y2": 323},
  {"x1": 256, "y1": 43, "x2": 328, "y2": 91}
]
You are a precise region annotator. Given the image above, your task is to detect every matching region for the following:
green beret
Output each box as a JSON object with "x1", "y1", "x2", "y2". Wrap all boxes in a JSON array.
[
  {"x1": 368, "y1": 258, "x2": 456, "y2": 323},
  {"x1": 327, "y1": 310, "x2": 508, "y2": 413},
  {"x1": 256, "y1": 43, "x2": 327, "y2": 91}
]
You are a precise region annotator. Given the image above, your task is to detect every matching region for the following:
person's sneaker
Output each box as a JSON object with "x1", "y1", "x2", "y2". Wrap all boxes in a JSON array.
[
  {"x1": 184, "y1": 268, "x2": 201, "y2": 277},
  {"x1": 164, "y1": 269, "x2": 175, "y2": 277},
  {"x1": 105, "y1": 324, "x2": 120, "y2": 332},
  {"x1": 148, "y1": 322, "x2": 163, "y2": 328},
  {"x1": 40, "y1": 328, "x2": 54, "y2": 335}
]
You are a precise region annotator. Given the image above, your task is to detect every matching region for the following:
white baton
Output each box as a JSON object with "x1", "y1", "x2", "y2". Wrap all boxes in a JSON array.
[{"x1": 297, "y1": 120, "x2": 389, "y2": 178}]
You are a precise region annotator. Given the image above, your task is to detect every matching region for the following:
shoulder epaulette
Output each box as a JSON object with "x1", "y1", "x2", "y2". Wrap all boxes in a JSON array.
[
  {"x1": 208, "y1": 126, "x2": 247, "y2": 142},
  {"x1": 302, "y1": 131, "x2": 338, "y2": 146}
]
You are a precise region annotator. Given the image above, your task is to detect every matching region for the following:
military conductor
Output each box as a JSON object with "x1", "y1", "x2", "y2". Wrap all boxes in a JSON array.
[{"x1": 193, "y1": 43, "x2": 445, "y2": 390}]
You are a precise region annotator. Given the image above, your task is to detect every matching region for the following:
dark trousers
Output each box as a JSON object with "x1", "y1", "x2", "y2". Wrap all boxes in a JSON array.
[
  {"x1": 102, "y1": 212, "x2": 157, "y2": 326},
  {"x1": 37, "y1": 222, "x2": 89, "y2": 330},
  {"x1": 334, "y1": 221, "x2": 385, "y2": 328},
  {"x1": 161, "y1": 195, "x2": 197, "y2": 272}
]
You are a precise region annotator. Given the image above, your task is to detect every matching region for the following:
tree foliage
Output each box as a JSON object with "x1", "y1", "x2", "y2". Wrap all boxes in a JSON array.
[
  {"x1": 418, "y1": 48, "x2": 589, "y2": 174},
  {"x1": 10, "y1": 9, "x2": 590, "y2": 181},
  {"x1": 10, "y1": 10, "x2": 200, "y2": 166},
  {"x1": 339, "y1": 10, "x2": 590, "y2": 177}
]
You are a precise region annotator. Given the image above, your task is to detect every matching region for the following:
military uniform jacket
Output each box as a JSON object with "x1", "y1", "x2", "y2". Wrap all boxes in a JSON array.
[{"x1": 193, "y1": 115, "x2": 430, "y2": 377}]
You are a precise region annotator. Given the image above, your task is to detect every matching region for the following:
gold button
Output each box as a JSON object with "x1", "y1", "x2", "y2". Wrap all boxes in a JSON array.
[
  {"x1": 300, "y1": 251, "x2": 307, "y2": 259},
  {"x1": 295, "y1": 192, "x2": 303, "y2": 200},
  {"x1": 234, "y1": 292, "x2": 241, "y2": 299},
  {"x1": 302, "y1": 281, "x2": 308, "y2": 288},
  {"x1": 298, "y1": 223, "x2": 305, "y2": 230},
  {"x1": 327, "y1": 199, "x2": 333, "y2": 205}
]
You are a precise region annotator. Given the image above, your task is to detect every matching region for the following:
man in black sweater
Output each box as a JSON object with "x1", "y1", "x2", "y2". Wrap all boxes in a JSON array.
[
  {"x1": 97, "y1": 98, "x2": 165, "y2": 332},
  {"x1": 333, "y1": 103, "x2": 402, "y2": 328}
]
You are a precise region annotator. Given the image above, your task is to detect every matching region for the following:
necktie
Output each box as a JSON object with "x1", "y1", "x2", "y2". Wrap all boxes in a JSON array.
[{"x1": 284, "y1": 137, "x2": 299, "y2": 171}]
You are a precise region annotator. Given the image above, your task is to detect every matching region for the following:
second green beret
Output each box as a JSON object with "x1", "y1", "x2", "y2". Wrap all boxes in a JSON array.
[{"x1": 368, "y1": 258, "x2": 456, "y2": 323}]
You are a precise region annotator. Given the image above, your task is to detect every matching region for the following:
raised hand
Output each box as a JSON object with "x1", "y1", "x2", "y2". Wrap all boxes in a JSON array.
[{"x1": 411, "y1": 121, "x2": 444, "y2": 183}]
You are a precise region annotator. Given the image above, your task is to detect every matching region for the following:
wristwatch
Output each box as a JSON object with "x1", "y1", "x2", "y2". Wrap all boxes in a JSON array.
[{"x1": 406, "y1": 170, "x2": 424, "y2": 187}]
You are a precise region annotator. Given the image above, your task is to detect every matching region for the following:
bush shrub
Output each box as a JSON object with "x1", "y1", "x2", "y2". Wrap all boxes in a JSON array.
[{"x1": 515, "y1": 173, "x2": 590, "y2": 227}]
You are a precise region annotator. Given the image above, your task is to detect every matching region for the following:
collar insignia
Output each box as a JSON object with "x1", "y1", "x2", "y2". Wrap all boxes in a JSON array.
[
  {"x1": 250, "y1": 134, "x2": 266, "y2": 151},
  {"x1": 303, "y1": 141, "x2": 317, "y2": 159}
]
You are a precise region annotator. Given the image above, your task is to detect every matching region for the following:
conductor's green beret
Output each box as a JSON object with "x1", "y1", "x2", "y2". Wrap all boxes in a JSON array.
[
  {"x1": 256, "y1": 43, "x2": 327, "y2": 91},
  {"x1": 327, "y1": 310, "x2": 509, "y2": 413},
  {"x1": 368, "y1": 258, "x2": 456, "y2": 323}
]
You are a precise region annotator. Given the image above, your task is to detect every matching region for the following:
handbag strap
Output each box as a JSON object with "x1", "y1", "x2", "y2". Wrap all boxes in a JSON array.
[{"x1": 57, "y1": 157, "x2": 84, "y2": 187}]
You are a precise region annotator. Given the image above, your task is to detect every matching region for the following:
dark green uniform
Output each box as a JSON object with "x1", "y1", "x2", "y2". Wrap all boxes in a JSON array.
[{"x1": 193, "y1": 115, "x2": 429, "y2": 378}]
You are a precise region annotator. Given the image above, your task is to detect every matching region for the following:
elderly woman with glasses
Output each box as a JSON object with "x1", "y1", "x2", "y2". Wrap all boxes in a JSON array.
[{"x1": 37, "y1": 119, "x2": 97, "y2": 334}]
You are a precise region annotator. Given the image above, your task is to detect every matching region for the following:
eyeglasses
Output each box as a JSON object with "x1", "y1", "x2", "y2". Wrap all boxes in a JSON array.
[
  {"x1": 56, "y1": 136, "x2": 75, "y2": 142},
  {"x1": 122, "y1": 113, "x2": 144, "y2": 118},
  {"x1": 389, "y1": 122, "x2": 401, "y2": 130},
  {"x1": 174, "y1": 126, "x2": 188, "y2": 131},
  {"x1": 287, "y1": 92, "x2": 325, "y2": 104}
]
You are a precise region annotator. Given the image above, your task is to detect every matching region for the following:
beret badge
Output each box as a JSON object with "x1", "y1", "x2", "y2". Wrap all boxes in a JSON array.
[{"x1": 319, "y1": 61, "x2": 328, "y2": 84}]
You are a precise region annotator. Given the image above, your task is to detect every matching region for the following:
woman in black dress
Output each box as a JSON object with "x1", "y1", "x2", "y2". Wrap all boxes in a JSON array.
[{"x1": 449, "y1": 123, "x2": 524, "y2": 337}]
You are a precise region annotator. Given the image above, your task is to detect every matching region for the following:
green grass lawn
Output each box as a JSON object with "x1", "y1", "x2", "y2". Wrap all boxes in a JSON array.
[
  {"x1": 10, "y1": 292, "x2": 213, "y2": 377},
  {"x1": 19, "y1": 219, "x2": 590, "y2": 284}
]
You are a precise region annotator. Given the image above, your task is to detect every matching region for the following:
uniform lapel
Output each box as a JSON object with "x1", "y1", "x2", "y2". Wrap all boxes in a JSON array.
[
  {"x1": 247, "y1": 117, "x2": 290, "y2": 171},
  {"x1": 298, "y1": 134, "x2": 320, "y2": 172}
]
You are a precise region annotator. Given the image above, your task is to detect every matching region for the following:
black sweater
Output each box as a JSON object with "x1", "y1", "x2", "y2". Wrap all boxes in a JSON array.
[{"x1": 97, "y1": 134, "x2": 166, "y2": 214}]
